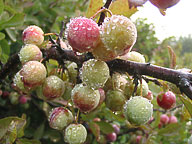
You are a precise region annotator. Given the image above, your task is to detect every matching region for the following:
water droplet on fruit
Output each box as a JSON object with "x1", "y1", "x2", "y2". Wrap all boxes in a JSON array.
[{"x1": 73, "y1": 27, "x2": 78, "y2": 30}]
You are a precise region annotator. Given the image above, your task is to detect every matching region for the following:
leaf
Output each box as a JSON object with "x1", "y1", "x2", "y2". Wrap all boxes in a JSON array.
[
  {"x1": 5, "y1": 28, "x2": 16, "y2": 42},
  {"x1": 33, "y1": 123, "x2": 45, "y2": 140},
  {"x1": 0, "y1": 39, "x2": 10, "y2": 55},
  {"x1": 16, "y1": 138, "x2": 41, "y2": 144},
  {"x1": 158, "y1": 122, "x2": 184, "y2": 136},
  {"x1": 95, "y1": 121, "x2": 114, "y2": 134},
  {"x1": 0, "y1": 0, "x2": 4, "y2": 15},
  {"x1": 0, "y1": 32, "x2": 5, "y2": 40},
  {"x1": 179, "y1": 95, "x2": 192, "y2": 117},
  {"x1": 89, "y1": 122, "x2": 100, "y2": 141},
  {"x1": 0, "y1": 117, "x2": 26, "y2": 142},
  {"x1": 0, "y1": 13, "x2": 25, "y2": 30},
  {"x1": 109, "y1": 0, "x2": 137, "y2": 18},
  {"x1": 86, "y1": 0, "x2": 103, "y2": 18},
  {"x1": 168, "y1": 46, "x2": 176, "y2": 69}
]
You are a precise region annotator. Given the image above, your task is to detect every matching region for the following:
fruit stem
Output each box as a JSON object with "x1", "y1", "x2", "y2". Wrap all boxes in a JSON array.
[
  {"x1": 90, "y1": 8, "x2": 113, "y2": 19},
  {"x1": 75, "y1": 109, "x2": 80, "y2": 124}
]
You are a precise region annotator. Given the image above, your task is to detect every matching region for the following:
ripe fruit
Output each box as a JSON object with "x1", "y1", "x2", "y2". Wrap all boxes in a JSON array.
[
  {"x1": 2, "y1": 91, "x2": 10, "y2": 99},
  {"x1": 160, "y1": 114, "x2": 169, "y2": 125},
  {"x1": 19, "y1": 44, "x2": 42, "y2": 64},
  {"x1": 112, "y1": 124, "x2": 120, "y2": 134},
  {"x1": 105, "y1": 90, "x2": 126, "y2": 111},
  {"x1": 80, "y1": 59, "x2": 110, "y2": 89},
  {"x1": 22, "y1": 25, "x2": 44, "y2": 46},
  {"x1": 106, "y1": 132, "x2": 117, "y2": 142},
  {"x1": 64, "y1": 124, "x2": 87, "y2": 144},
  {"x1": 66, "y1": 17, "x2": 100, "y2": 53},
  {"x1": 128, "y1": 0, "x2": 147, "y2": 8},
  {"x1": 149, "y1": 0, "x2": 180, "y2": 9},
  {"x1": 119, "y1": 51, "x2": 145, "y2": 63},
  {"x1": 71, "y1": 83, "x2": 100, "y2": 112},
  {"x1": 144, "y1": 90, "x2": 153, "y2": 101},
  {"x1": 19, "y1": 95, "x2": 28, "y2": 104},
  {"x1": 42, "y1": 75, "x2": 65, "y2": 100},
  {"x1": 123, "y1": 96, "x2": 153, "y2": 125},
  {"x1": 157, "y1": 91, "x2": 176, "y2": 109},
  {"x1": 168, "y1": 115, "x2": 178, "y2": 124},
  {"x1": 48, "y1": 107, "x2": 74, "y2": 130},
  {"x1": 20, "y1": 61, "x2": 47, "y2": 88},
  {"x1": 100, "y1": 15, "x2": 137, "y2": 57},
  {"x1": 136, "y1": 135, "x2": 142, "y2": 144}
]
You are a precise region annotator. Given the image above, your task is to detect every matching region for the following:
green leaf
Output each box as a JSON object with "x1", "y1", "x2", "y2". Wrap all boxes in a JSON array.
[
  {"x1": 0, "y1": 0, "x2": 4, "y2": 15},
  {"x1": 16, "y1": 138, "x2": 41, "y2": 144},
  {"x1": 109, "y1": 0, "x2": 138, "y2": 18},
  {"x1": 0, "y1": 39, "x2": 10, "y2": 55},
  {"x1": 0, "y1": 117, "x2": 26, "y2": 141},
  {"x1": 86, "y1": 0, "x2": 103, "y2": 18},
  {"x1": 158, "y1": 122, "x2": 184, "y2": 136},
  {"x1": 0, "y1": 32, "x2": 5, "y2": 40},
  {"x1": 95, "y1": 121, "x2": 114, "y2": 134},
  {"x1": 33, "y1": 123, "x2": 45, "y2": 140},
  {"x1": 89, "y1": 122, "x2": 100, "y2": 141},
  {"x1": 0, "y1": 13, "x2": 25, "y2": 30},
  {"x1": 179, "y1": 95, "x2": 192, "y2": 117},
  {"x1": 5, "y1": 28, "x2": 16, "y2": 42}
]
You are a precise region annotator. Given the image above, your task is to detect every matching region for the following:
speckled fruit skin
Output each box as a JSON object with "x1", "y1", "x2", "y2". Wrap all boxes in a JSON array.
[
  {"x1": 48, "y1": 107, "x2": 74, "y2": 130},
  {"x1": 157, "y1": 91, "x2": 176, "y2": 110},
  {"x1": 66, "y1": 17, "x2": 100, "y2": 53},
  {"x1": 71, "y1": 84, "x2": 100, "y2": 112},
  {"x1": 19, "y1": 44, "x2": 42, "y2": 64},
  {"x1": 123, "y1": 96, "x2": 153, "y2": 125},
  {"x1": 100, "y1": 15, "x2": 137, "y2": 57},
  {"x1": 119, "y1": 51, "x2": 145, "y2": 63},
  {"x1": 160, "y1": 114, "x2": 169, "y2": 125},
  {"x1": 106, "y1": 90, "x2": 126, "y2": 111},
  {"x1": 81, "y1": 59, "x2": 110, "y2": 89},
  {"x1": 43, "y1": 75, "x2": 65, "y2": 100},
  {"x1": 149, "y1": 0, "x2": 180, "y2": 9},
  {"x1": 13, "y1": 71, "x2": 27, "y2": 92},
  {"x1": 22, "y1": 25, "x2": 44, "y2": 46},
  {"x1": 20, "y1": 61, "x2": 47, "y2": 88},
  {"x1": 64, "y1": 124, "x2": 87, "y2": 144}
]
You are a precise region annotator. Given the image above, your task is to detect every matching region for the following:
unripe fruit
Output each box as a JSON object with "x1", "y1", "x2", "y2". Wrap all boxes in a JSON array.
[
  {"x1": 19, "y1": 44, "x2": 42, "y2": 64},
  {"x1": 42, "y1": 75, "x2": 65, "y2": 100},
  {"x1": 136, "y1": 79, "x2": 149, "y2": 97},
  {"x1": 66, "y1": 17, "x2": 100, "y2": 53},
  {"x1": 71, "y1": 84, "x2": 100, "y2": 112},
  {"x1": 48, "y1": 107, "x2": 74, "y2": 130},
  {"x1": 13, "y1": 71, "x2": 26, "y2": 92},
  {"x1": 157, "y1": 91, "x2": 176, "y2": 110},
  {"x1": 9, "y1": 92, "x2": 19, "y2": 105},
  {"x1": 22, "y1": 25, "x2": 44, "y2": 46},
  {"x1": 111, "y1": 72, "x2": 128, "y2": 91},
  {"x1": 80, "y1": 59, "x2": 110, "y2": 89},
  {"x1": 160, "y1": 114, "x2": 169, "y2": 125},
  {"x1": 149, "y1": 0, "x2": 180, "y2": 9},
  {"x1": 168, "y1": 115, "x2": 178, "y2": 124},
  {"x1": 100, "y1": 15, "x2": 137, "y2": 57},
  {"x1": 106, "y1": 90, "x2": 126, "y2": 111},
  {"x1": 119, "y1": 51, "x2": 145, "y2": 63},
  {"x1": 19, "y1": 95, "x2": 28, "y2": 104},
  {"x1": 106, "y1": 132, "x2": 117, "y2": 142},
  {"x1": 67, "y1": 62, "x2": 78, "y2": 83},
  {"x1": 123, "y1": 96, "x2": 153, "y2": 125},
  {"x1": 64, "y1": 124, "x2": 87, "y2": 144},
  {"x1": 20, "y1": 61, "x2": 47, "y2": 88},
  {"x1": 112, "y1": 124, "x2": 120, "y2": 134}
]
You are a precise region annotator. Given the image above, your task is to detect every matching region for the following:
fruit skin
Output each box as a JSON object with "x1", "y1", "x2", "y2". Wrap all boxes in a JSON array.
[
  {"x1": 168, "y1": 115, "x2": 178, "y2": 124},
  {"x1": 19, "y1": 95, "x2": 28, "y2": 104},
  {"x1": 98, "y1": 88, "x2": 105, "y2": 106},
  {"x1": 13, "y1": 71, "x2": 27, "y2": 92},
  {"x1": 71, "y1": 83, "x2": 100, "y2": 112},
  {"x1": 106, "y1": 90, "x2": 126, "y2": 111},
  {"x1": 22, "y1": 25, "x2": 44, "y2": 46},
  {"x1": 48, "y1": 107, "x2": 74, "y2": 130},
  {"x1": 64, "y1": 123, "x2": 87, "y2": 144},
  {"x1": 19, "y1": 44, "x2": 42, "y2": 64},
  {"x1": 42, "y1": 75, "x2": 65, "y2": 100},
  {"x1": 80, "y1": 59, "x2": 110, "y2": 89},
  {"x1": 66, "y1": 17, "x2": 100, "y2": 53},
  {"x1": 149, "y1": 0, "x2": 180, "y2": 9},
  {"x1": 123, "y1": 96, "x2": 153, "y2": 125},
  {"x1": 160, "y1": 114, "x2": 169, "y2": 125},
  {"x1": 100, "y1": 15, "x2": 137, "y2": 57},
  {"x1": 112, "y1": 124, "x2": 120, "y2": 134},
  {"x1": 106, "y1": 132, "x2": 117, "y2": 142},
  {"x1": 136, "y1": 135, "x2": 142, "y2": 144},
  {"x1": 119, "y1": 51, "x2": 145, "y2": 63},
  {"x1": 20, "y1": 61, "x2": 47, "y2": 88},
  {"x1": 157, "y1": 91, "x2": 176, "y2": 110}
]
